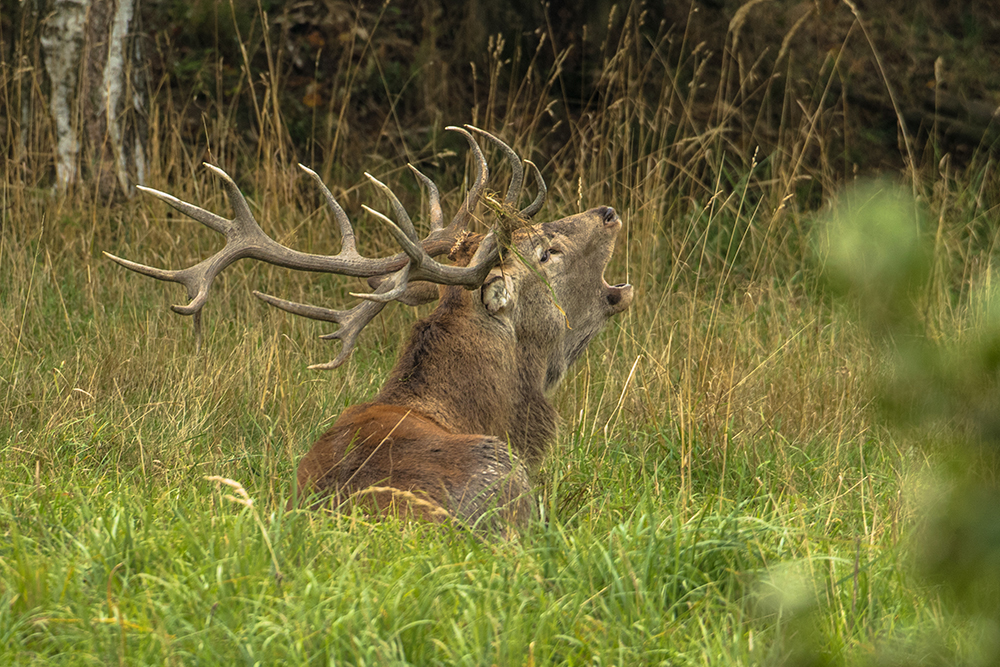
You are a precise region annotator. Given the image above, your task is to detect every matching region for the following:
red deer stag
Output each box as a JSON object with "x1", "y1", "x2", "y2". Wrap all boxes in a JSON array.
[{"x1": 106, "y1": 126, "x2": 633, "y2": 528}]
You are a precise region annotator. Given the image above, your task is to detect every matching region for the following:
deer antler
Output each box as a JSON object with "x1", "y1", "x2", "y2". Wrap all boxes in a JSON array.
[{"x1": 105, "y1": 125, "x2": 546, "y2": 368}]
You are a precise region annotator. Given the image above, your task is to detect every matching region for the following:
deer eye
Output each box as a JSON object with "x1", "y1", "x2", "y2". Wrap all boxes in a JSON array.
[{"x1": 539, "y1": 248, "x2": 558, "y2": 263}]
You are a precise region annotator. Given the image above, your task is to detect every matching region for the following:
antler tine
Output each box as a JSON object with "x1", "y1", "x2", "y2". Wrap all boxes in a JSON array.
[
  {"x1": 115, "y1": 164, "x2": 274, "y2": 318},
  {"x1": 253, "y1": 290, "x2": 387, "y2": 370},
  {"x1": 116, "y1": 165, "x2": 264, "y2": 315},
  {"x1": 253, "y1": 261, "x2": 411, "y2": 368},
  {"x1": 205, "y1": 163, "x2": 257, "y2": 228},
  {"x1": 103, "y1": 251, "x2": 185, "y2": 284},
  {"x1": 364, "y1": 173, "x2": 420, "y2": 242},
  {"x1": 298, "y1": 164, "x2": 357, "y2": 255},
  {"x1": 101, "y1": 251, "x2": 211, "y2": 348},
  {"x1": 409, "y1": 231, "x2": 501, "y2": 289},
  {"x1": 361, "y1": 202, "x2": 502, "y2": 291},
  {"x1": 348, "y1": 263, "x2": 413, "y2": 303},
  {"x1": 103, "y1": 248, "x2": 215, "y2": 317},
  {"x1": 443, "y1": 126, "x2": 488, "y2": 234},
  {"x1": 361, "y1": 205, "x2": 425, "y2": 270},
  {"x1": 135, "y1": 182, "x2": 230, "y2": 235},
  {"x1": 253, "y1": 289, "x2": 350, "y2": 324},
  {"x1": 407, "y1": 164, "x2": 443, "y2": 232},
  {"x1": 465, "y1": 125, "x2": 524, "y2": 208},
  {"x1": 355, "y1": 127, "x2": 545, "y2": 293},
  {"x1": 520, "y1": 160, "x2": 547, "y2": 219}
]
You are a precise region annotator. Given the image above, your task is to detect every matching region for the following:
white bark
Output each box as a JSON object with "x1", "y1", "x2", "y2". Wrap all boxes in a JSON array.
[
  {"x1": 39, "y1": 0, "x2": 91, "y2": 192},
  {"x1": 32, "y1": 0, "x2": 146, "y2": 196},
  {"x1": 102, "y1": 0, "x2": 140, "y2": 194}
]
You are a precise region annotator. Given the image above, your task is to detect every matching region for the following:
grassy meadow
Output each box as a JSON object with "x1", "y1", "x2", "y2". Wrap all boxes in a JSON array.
[{"x1": 4, "y1": 2, "x2": 1000, "y2": 664}]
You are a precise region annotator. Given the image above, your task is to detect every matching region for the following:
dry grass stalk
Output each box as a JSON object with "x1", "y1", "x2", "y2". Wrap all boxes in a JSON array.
[{"x1": 204, "y1": 475, "x2": 254, "y2": 508}]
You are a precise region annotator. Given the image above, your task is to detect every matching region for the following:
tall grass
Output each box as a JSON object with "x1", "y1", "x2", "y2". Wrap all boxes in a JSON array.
[{"x1": 2, "y1": 1, "x2": 998, "y2": 663}]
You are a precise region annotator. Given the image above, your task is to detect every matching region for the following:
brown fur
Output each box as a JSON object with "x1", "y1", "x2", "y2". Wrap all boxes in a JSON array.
[{"x1": 292, "y1": 206, "x2": 633, "y2": 528}]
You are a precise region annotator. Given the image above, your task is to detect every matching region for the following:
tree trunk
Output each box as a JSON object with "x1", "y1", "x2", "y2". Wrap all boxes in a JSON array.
[{"x1": 31, "y1": 0, "x2": 147, "y2": 198}]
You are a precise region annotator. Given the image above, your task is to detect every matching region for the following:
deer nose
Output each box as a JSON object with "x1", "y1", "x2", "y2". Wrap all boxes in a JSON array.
[{"x1": 597, "y1": 206, "x2": 618, "y2": 225}]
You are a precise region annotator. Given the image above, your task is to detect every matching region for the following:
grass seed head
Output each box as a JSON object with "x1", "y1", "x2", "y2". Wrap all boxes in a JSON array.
[{"x1": 204, "y1": 475, "x2": 254, "y2": 508}]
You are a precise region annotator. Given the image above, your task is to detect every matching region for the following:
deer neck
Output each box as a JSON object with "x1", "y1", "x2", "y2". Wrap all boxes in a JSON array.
[{"x1": 375, "y1": 288, "x2": 557, "y2": 467}]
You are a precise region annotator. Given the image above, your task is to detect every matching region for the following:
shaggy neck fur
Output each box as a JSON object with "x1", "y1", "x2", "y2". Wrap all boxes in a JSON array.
[{"x1": 375, "y1": 285, "x2": 557, "y2": 470}]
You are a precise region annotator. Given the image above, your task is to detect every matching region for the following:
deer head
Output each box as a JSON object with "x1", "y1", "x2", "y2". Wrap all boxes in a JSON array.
[{"x1": 476, "y1": 206, "x2": 633, "y2": 392}]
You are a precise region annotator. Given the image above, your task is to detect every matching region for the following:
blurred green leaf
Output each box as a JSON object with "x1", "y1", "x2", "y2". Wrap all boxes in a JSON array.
[{"x1": 820, "y1": 182, "x2": 931, "y2": 335}]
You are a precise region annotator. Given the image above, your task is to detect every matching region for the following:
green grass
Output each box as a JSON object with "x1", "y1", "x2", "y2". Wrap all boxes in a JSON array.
[
  {"x1": 5, "y1": 1, "x2": 1000, "y2": 664},
  {"x1": 0, "y1": 180, "x2": 966, "y2": 664},
  {"x1": 0, "y1": 448, "x2": 941, "y2": 665}
]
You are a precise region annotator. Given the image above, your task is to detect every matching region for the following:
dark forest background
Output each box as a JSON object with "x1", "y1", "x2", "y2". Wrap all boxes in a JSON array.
[{"x1": 3, "y1": 0, "x2": 1000, "y2": 200}]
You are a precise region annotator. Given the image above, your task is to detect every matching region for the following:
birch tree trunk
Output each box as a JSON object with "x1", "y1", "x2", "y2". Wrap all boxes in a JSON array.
[{"x1": 36, "y1": 0, "x2": 147, "y2": 198}]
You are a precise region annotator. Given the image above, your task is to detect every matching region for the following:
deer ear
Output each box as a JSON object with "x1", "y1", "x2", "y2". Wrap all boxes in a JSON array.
[{"x1": 482, "y1": 273, "x2": 515, "y2": 315}]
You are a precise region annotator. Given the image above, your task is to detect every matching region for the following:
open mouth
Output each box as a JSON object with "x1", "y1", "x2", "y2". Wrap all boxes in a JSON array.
[
  {"x1": 603, "y1": 279, "x2": 633, "y2": 313},
  {"x1": 595, "y1": 207, "x2": 631, "y2": 314}
]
